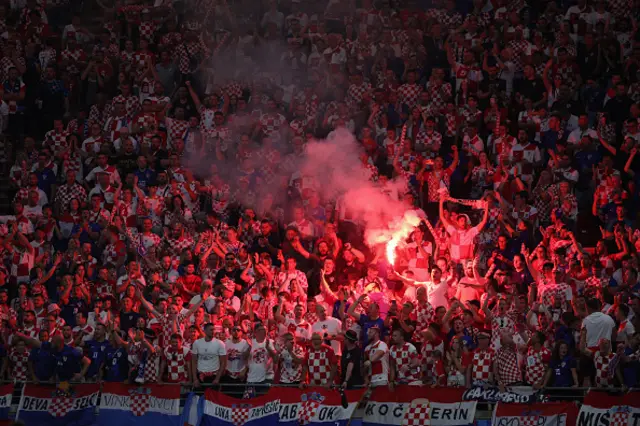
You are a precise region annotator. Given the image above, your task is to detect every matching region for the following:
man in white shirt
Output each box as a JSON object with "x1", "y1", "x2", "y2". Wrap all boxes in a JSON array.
[
  {"x1": 567, "y1": 115, "x2": 597, "y2": 145},
  {"x1": 364, "y1": 325, "x2": 389, "y2": 387},
  {"x1": 191, "y1": 323, "x2": 227, "y2": 387},
  {"x1": 582, "y1": 298, "x2": 615, "y2": 350},
  {"x1": 312, "y1": 304, "x2": 343, "y2": 356}
]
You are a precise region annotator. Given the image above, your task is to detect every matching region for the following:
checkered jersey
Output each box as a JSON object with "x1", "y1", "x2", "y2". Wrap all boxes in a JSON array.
[
  {"x1": 491, "y1": 315, "x2": 515, "y2": 350},
  {"x1": 390, "y1": 342, "x2": 421, "y2": 383},
  {"x1": 89, "y1": 104, "x2": 112, "y2": 127},
  {"x1": 415, "y1": 130, "x2": 442, "y2": 159},
  {"x1": 424, "y1": 169, "x2": 453, "y2": 203},
  {"x1": 279, "y1": 344, "x2": 305, "y2": 384},
  {"x1": 496, "y1": 346, "x2": 521, "y2": 385},
  {"x1": 525, "y1": 346, "x2": 550, "y2": 385},
  {"x1": 398, "y1": 83, "x2": 422, "y2": 109},
  {"x1": 139, "y1": 21, "x2": 156, "y2": 41},
  {"x1": 347, "y1": 82, "x2": 371, "y2": 108},
  {"x1": 9, "y1": 348, "x2": 29, "y2": 382},
  {"x1": 306, "y1": 345, "x2": 336, "y2": 386},
  {"x1": 538, "y1": 282, "x2": 572, "y2": 307},
  {"x1": 60, "y1": 48, "x2": 86, "y2": 75},
  {"x1": 259, "y1": 113, "x2": 287, "y2": 137},
  {"x1": 55, "y1": 183, "x2": 87, "y2": 212},
  {"x1": 162, "y1": 236, "x2": 195, "y2": 259},
  {"x1": 112, "y1": 94, "x2": 140, "y2": 118},
  {"x1": 164, "y1": 346, "x2": 191, "y2": 383},
  {"x1": 593, "y1": 351, "x2": 616, "y2": 387},
  {"x1": 507, "y1": 40, "x2": 530, "y2": 72},
  {"x1": 143, "y1": 346, "x2": 161, "y2": 383},
  {"x1": 413, "y1": 301, "x2": 435, "y2": 343},
  {"x1": 44, "y1": 130, "x2": 70, "y2": 156},
  {"x1": 470, "y1": 348, "x2": 495, "y2": 383}
]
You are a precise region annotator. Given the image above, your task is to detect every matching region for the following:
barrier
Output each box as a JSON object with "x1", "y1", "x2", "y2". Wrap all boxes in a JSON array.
[{"x1": 0, "y1": 382, "x2": 637, "y2": 425}]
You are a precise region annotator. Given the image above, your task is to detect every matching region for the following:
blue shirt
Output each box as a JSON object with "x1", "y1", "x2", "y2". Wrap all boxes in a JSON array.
[
  {"x1": 53, "y1": 344, "x2": 84, "y2": 381},
  {"x1": 104, "y1": 347, "x2": 129, "y2": 382},
  {"x1": 549, "y1": 356, "x2": 576, "y2": 387},
  {"x1": 61, "y1": 297, "x2": 89, "y2": 327},
  {"x1": 134, "y1": 168, "x2": 156, "y2": 192},
  {"x1": 358, "y1": 314, "x2": 386, "y2": 348},
  {"x1": 84, "y1": 339, "x2": 111, "y2": 379},
  {"x1": 34, "y1": 168, "x2": 57, "y2": 199},
  {"x1": 29, "y1": 342, "x2": 57, "y2": 381}
]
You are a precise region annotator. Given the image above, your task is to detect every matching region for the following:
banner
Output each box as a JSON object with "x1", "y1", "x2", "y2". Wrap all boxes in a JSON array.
[
  {"x1": 577, "y1": 391, "x2": 640, "y2": 426},
  {"x1": 277, "y1": 387, "x2": 365, "y2": 426},
  {"x1": 0, "y1": 384, "x2": 13, "y2": 426},
  {"x1": 492, "y1": 401, "x2": 578, "y2": 426},
  {"x1": 16, "y1": 383, "x2": 99, "y2": 426},
  {"x1": 462, "y1": 386, "x2": 539, "y2": 404},
  {"x1": 99, "y1": 383, "x2": 181, "y2": 426},
  {"x1": 200, "y1": 388, "x2": 281, "y2": 426},
  {"x1": 182, "y1": 393, "x2": 200, "y2": 426},
  {"x1": 363, "y1": 386, "x2": 477, "y2": 426}
]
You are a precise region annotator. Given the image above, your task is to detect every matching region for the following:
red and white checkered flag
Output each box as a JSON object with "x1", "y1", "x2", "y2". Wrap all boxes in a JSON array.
[
  {"x1": 231, "y1": 407, "x2": 250, "y2": 426},
  {"x1": 48, "y1": 396, "x2": 74, "y2": 418},
  {"x1": 299, "y1": 399, "x2": 321, "y2": 425},
  {"x1": 519, "y1": 416, "x2": 541, "y2": 426},
  {"x1": 610, "y1": 411, "x2": 629, "y2": 426},
  {"x1": 130, "y1": 392, "x2": 151, "y2": 417},
  {"x1": 402, "y1": 398, "x2": 430, "y2": 426}
]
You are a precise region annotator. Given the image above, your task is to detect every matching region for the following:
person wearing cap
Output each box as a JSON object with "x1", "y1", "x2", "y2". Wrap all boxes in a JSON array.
[
  {"x1": 340, "y1": 330, "x2": 363, "y2": 389},
  {"x1": 363, "y1": 325, "x2": 389, "y2": 387}
]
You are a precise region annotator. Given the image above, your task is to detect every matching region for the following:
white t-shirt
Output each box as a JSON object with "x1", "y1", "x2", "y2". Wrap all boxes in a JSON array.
[
  {"x1": 582, "y1": 312, "x2": 615, "y2": 348},
  {"x1": 247, "y1": 338, "x2": 275, "y2": 383},
  {"x1": 427, "y1": 279, "x2": 449, "y2": 309},
  {"x1": 365, "y1": 340, "x2": 389, "y2": 386},
  {"x1": 225, "y1": 338, "x2": 250, "y2": 377},
  {"x1": 312, "y1": 317, "x2": 343, "y2": 356},
  {"x1": 191, "y1": 337, "x2": 227, "y2": 373}
]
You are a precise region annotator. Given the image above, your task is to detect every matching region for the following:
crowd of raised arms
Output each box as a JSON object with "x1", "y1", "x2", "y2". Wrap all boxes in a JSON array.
[{"x1": 0, "y1": 0, "x2": 638, "y2": 394}]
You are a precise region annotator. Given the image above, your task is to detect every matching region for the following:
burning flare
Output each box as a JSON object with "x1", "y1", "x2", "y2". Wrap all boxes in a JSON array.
[{"x1": 385, "y1": 210, "x2": 423, "y2": 268}]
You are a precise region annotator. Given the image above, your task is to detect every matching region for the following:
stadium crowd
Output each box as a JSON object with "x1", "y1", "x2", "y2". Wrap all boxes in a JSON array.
[{"x1": 0, "y1": 0, "x2": 639, "y2": 394}]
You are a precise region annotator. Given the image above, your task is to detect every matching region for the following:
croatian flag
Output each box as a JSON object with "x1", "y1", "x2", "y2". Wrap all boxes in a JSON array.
[
  {"x1": 16, "y1": 383, "x2": 99, "y2": 426},
  {"x1": 0, "y1": 384, "x2": 13, "y2": 426},
  {"x1": 493, "y1": 401, "x2": 579, "y2": 426},
  {"x1": 578, "y1": 391, "x2": 640, "y2": 426},
  {"x1": 99, "y1": 383, "x2": 181, "y2": 426},
  {"x1": 199, "y1": 389, "x2": 280, "y2": 426},
  {"x1": 363, "y1": 386, "x2": 477, "y2": 426},
  {"x1": 277, "y1": 387, "x2": 364, "y2": 426}
]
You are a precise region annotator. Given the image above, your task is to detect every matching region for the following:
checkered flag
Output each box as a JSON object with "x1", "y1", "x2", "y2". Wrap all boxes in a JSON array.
[
  {"x1": 129, "y1": 391, "x2": 151, "y2": 416},
  {"x1": 610, "y1": 410, "x2": 629, "y2": 426},
  {"x1": 48, "y1": 396, "x2": 74, "y2": 418},
  {"x1": 402, "y1": 398, "x2": 430, "y2": 426},
  {"x1": 231, "y1": 407, "x2": 250, "y2": 426},
  {"x1": 519, "y1": 416, "x2": 541, "y2": 426},
  {"x1": 299, "y1": 399, "x2": 321, "y2": 425}
]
